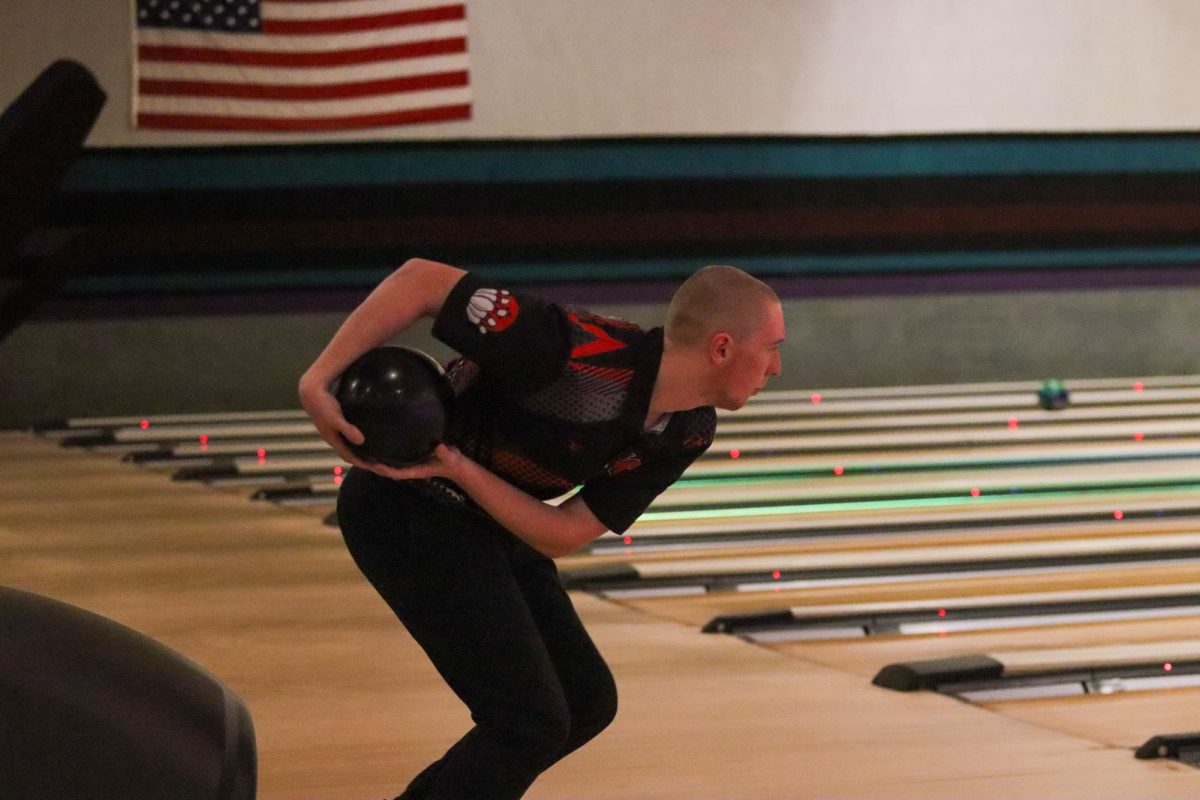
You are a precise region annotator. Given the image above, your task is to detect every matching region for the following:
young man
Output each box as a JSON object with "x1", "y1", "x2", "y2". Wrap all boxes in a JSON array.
[{"x1": 299, "y1": 258, "x2": 784, "y2": 799}]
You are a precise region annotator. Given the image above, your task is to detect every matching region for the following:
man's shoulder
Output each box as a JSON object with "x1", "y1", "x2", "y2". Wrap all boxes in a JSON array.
[
  {"x1": 559, "y1": 307, "x2": 653, "y2": 367},
  {"x1": 563, "y1": 307, "x2": 646, "y2": 343},
  {"x1": 564, "y1": 306, "x2": 644, "y2": 332},
  {"x1": 670, "y1": 406, "x2": 717, "y2": 451}
]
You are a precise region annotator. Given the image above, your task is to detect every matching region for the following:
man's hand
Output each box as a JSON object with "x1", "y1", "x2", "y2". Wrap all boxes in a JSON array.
[
  {"x1": 298, "y1": 373, "x2": 370, "y2": 469},
  {"x1": 295, "y1": 257, "x2": 466, "y2": 472},
  {"x1": 362, "y1": 443, "x2": 465, "y2": 482}
]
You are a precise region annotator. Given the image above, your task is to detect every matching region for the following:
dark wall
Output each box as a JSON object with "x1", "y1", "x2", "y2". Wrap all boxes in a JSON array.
[{"x1": 5, "y1": 134, "x2": 1200, "y2": 428}]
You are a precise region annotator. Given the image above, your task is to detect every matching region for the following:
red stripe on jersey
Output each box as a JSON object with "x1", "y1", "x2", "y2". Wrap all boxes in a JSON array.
[
  {"x1": 568, "y1": 362, "x2": 635, "y2": 388},
  {"x1": 567, "y1": 313, "x2": 627, "y2": 359}
]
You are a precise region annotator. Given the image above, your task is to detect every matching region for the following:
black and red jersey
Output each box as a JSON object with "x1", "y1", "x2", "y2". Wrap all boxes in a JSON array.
[{"x1": 429, "y1": 272, "x2": 715, "y2": 534}]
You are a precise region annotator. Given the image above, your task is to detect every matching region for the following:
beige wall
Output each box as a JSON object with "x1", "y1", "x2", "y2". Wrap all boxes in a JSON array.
[
  {"x1": 4, "y1": 285, "x2": 1200, "y2": 428},
  {"x1": 4, "y1": 0, "x2": 1200, "y2": 146}
]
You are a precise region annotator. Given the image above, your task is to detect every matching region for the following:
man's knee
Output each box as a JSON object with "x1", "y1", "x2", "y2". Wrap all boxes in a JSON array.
[
  {"x1": 502, "y1": 693, "x2": 573, "y2": 765},
  {"x1": 569, "y1": 670, "x2": 618, "y2": 746}
]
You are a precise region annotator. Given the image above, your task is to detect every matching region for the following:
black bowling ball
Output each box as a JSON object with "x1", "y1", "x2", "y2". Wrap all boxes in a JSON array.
[{"x1": 335, "y1": 346, "x2": 453, "y2": 467}]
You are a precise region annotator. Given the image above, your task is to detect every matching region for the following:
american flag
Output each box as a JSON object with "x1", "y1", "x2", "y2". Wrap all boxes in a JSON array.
[{"x1": 133, "y1": 0, "x2": 472, "y2": 132}]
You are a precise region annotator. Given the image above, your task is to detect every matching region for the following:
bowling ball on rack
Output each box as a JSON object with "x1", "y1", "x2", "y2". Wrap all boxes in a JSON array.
[
  {"x1": 335, "y1": 346, "x2": 454, "y2": 467},
  {"x1": 1037, "y1": 379, "x2": 1070, "y2": 411}
]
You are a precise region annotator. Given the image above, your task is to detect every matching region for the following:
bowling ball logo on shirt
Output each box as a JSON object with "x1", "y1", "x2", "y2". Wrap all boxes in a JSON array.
[{"x1": 466, "y1": 288, "x2": 519, "y2": 334}]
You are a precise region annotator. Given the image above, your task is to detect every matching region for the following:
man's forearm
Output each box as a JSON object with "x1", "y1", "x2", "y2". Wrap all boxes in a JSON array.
[
  {"x1": 300, "y1": 258, "x2": 464, "y2": 391},
  {"x1": 446, "y1": 456, "x2": 605, "y2": 559}
]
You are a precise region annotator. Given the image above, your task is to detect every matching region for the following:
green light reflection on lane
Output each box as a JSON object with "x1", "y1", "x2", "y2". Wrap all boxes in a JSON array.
[
  {"x1": 639, "y1": 482, "x2": 1200, "y2": 522},
  {"x1": 676, "y1": 456, "x2": 1200, "y2": 486}
]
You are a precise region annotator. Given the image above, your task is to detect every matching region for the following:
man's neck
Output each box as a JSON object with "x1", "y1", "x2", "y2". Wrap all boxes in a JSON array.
[{"x1": 645, "y1": 342, "x2": 713, "y2": 427}]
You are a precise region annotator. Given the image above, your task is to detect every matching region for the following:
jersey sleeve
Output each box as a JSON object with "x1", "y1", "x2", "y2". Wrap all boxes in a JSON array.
[
  {"x1": 431, "y1": 272, "x2": 571, "y2": 394},
  {"x1": 577, "y1": 408, "x2": 716, "y2": 534}
]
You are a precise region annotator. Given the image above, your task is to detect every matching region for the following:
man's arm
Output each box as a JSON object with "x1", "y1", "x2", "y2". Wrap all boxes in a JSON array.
[
  {"x1": 301, "y1": 258, "x2": 609, "y2": 556},
  {"x1": 298, "y1": 258, "x2": 464, "y2": 466},
  {"x1": 373, "y1": 444, "x2": 610, "y2": 559}
]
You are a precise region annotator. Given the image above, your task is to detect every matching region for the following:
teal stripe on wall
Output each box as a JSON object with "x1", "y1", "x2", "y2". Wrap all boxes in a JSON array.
[
  {"x1": 62, "y1": 135, "x2": 1200, "y2": 192},
  {"x1": 61, "y1": 244, "x2": 1200, "y2": 294}
]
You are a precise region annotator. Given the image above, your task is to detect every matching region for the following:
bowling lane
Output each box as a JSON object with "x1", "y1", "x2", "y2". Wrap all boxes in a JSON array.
[
  {"x1": 560, "y1": 516, "x2": 1200, "y2": 569},
  {"x1": 36, "y1": 409, "x2": 308, "y2": 437},
  {"x1": 708, "y1": 417, "x2": 1200, "y2": 457},
  {"x1": 763, "y1": 616, "x2": 1200, "y2": 681},
  {"x1": 619, "y1": 489, "x2": 1200, "y2": 543},
  {"x1": 193, "y1": 433, "x2": 1200, "y2": 503},
  {"x1": 61, "y1": 388, "x2": 1200, "y2": 460},
  {"x1": 574, "y1": 532, "x2": 1200, "y2": 588},
  {"x1": 167, "y1": 433, "x2": 1200, "y2": 479},
  {"x1": 746, "y1": 375, "x2": 1200, "y2": 402},
  {"x1": 613, "y1": 561, "x2": 1200, "y2": 628},
  {"x1": 717, "y1": 400, "x2": 1200, "y2": 434},
  {"x1": 684, "y1": 436, "x2": 1200, "y2": 478},
  {"x1": 645, "y1": 456, "x2": 1200, "y2": 510},
  {"x1": 980, "y1": 687, "x2": 1200, "y2": 749},
  {"x1": 724, "y1": 389, "x2": 1200, "y2": 420}
]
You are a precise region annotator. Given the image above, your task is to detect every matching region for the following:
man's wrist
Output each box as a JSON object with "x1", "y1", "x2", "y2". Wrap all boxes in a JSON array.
[
  {"x1": 442, "y1": 445, "x2": 473, "y2": 484},
  {"x1": 298, "y1": 368, "x2": 330, "y2": 397}
]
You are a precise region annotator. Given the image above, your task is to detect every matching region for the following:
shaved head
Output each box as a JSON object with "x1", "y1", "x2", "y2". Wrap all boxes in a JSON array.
[{"x1": 665, "y1": 265, "x2": 780, "y2": 348}]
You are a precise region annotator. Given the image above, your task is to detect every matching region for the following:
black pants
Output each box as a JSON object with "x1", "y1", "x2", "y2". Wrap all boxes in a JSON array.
[{"x1": 337, "y1": 468, "x2": 618, "y2": 800}]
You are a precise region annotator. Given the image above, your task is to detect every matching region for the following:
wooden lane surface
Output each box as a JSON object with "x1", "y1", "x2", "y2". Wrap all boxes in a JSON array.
[
  {"x1": 615, "y1": 562, "x2": 1200, "y2": 629},
  {"x1": 99, "y1": 411, "x2": 1200, "y2": 459},
  {"x1": 5, "y1": 432, "x2": 1198, "y2": 798},
  {"x1": 718, "y1": 400, "x2": 1200, "y2": 434},
  {"x1": 763, "y1": 617, "x2": 1200, "y2": 681},
  {"x1": 530, "y1": 601, "x2": 1200, "y2": 800},
  {"x1": 41, "y1": 375, "x2": 1200, "y2": 434},
  {"x1": 100, "y1": 397, "x2": 1200, "y2": 445},
  {"x1": 749, "y1": 375, "x2": 1200, "y2": 400},
  {"x1": 0, "y1": 433, "x2": 471, "y2": 796},
  {"x1": 249, "y1": 451, "x2": 1200, "y2": 532},
  {"x1": 575, "y1": 532, "x2": 1200, "y2": 583},
  {"x1": 560, "y1": 517, "x2": 1200, "y2": 570},
  {"x1": 996, "y1": 640, "x2": 1200, "y2": 672},
  {"x1": 684, "y1": 436, "x2": 1200, "y2": 477},
  {"x1": 624, "y1": 490, "x2": 1200, "y2": 539},
  {"x1": 981, "y1": 687, "x2": 1200, "y2": 749},
  {"x1": 723, "y1": 385, "x2": 1200, "y2": 417},
  {"x1": 243, "y1": 480, "x2": 1200, "y2": 535},
  {"x1": 561, "y1": 515, "x2": 1200, "y2": 573},
  {"x1": 707, "y1": 419, "x2": 1200, "y2": 455},
  {"x1": 161, "y1": 433, "x2": 1200, "y2": 516},
  {"x1": 72, "y1": 389, "x2": 1200, "y2": 460},
  {"x1": 648, "y1": 457, "x2": 1200, "y2": 509},
  {"x1": 154, "y1": 431, "x2": 1200, "y2": 474}
]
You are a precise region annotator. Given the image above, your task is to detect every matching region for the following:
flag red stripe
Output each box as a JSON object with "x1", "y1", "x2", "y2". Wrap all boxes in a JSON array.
[
  {"x1": 140, "y1": 70, "x2": 468, "y2": 100},
  {"x1": 261, "y1": 4, "x2": 464, "y2": 35},
  {"x1": 137, "y1": 102, "x2": 471, "y2": 131},
  {"x1": 138, "y1": 36, "x2": 466, "y2": 67}
]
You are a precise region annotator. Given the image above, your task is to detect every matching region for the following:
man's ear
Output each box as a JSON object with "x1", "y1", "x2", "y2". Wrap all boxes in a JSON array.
[{"x1": 708, "y1": 332, "x2": 733, "y2": 364}]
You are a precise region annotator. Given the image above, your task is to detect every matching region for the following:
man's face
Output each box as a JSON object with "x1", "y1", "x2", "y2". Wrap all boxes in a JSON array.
[{"x1": 715, "y1": 300, "x2": 785, "y2": 410}]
